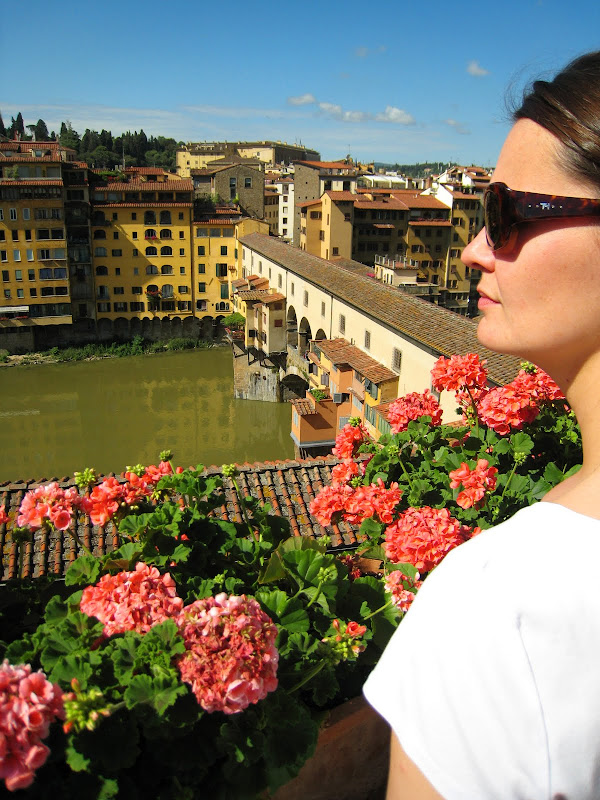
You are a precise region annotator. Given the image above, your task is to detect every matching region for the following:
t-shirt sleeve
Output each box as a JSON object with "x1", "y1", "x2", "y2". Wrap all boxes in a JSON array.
[{"x1": 363, "y1": 542, "x2": 549, "y2": 800}]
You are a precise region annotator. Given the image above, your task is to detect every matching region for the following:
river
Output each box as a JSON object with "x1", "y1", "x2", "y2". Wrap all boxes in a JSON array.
[{"x1": 0, "y1": 349, "x2": 295, "y2": 482}]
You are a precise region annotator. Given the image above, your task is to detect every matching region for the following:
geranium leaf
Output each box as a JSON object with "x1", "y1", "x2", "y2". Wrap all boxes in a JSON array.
[
  {"x1": 258, "y1": 551, "x2": 287, "y2": 584},
  {"x1": 65, "y1": 556, "x2": 101, "y2": 587},
  {"x1": 255, "y1": 589, "x2": 310, "y2": 633},
  {"x1": 66, "y1": 743, "x2": 91, "y2": 772},
  {"x1": 124, "y1": 673, "x2": 187, "y2": 715}
]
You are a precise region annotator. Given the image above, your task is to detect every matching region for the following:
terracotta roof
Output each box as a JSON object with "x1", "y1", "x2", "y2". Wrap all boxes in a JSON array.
[
  {"x1": 124, "y1": 167, "x2": 175, "y2": 175},
  {"x1": 0, "y1": 179, "x2": 63, "y2": 186},
  {"x1": 237, "y1": 290, "x2": 271, "y2": 300},
  {"x1": 94, "y1": 203, "x2": 193, "y2": 208},
  {"x1": 408, "y1": 220, "x2": 452, "y2": 227},
  {"x1": 238, "y1": 233, "x2": 521, "y2": 386},
  {"x1": 0, "y1": 155, "x2": 62, "y2": 163},
  {"x1": 231, "y1": 278, "x2": 247, "y2": 288},
  {"x1": 93, "y1": 180, "x2": 193, "y2": 192},
  {"x1": 399, "y1": 194, "x2": 449, "y2": 210},
  {"x1": 298, "y1": 198, "x2": 322, "y2": 209},
  {"x1": 316, "y1": 338, "x2": 397, "y2": 384},
  {"x1": 291, "y1": 397, "x2": 319, "y2": 416},
  {"x1": 295, "y1": 161, "x2": 356, "y2": 170},
  {"x1": 259, "y1": 293, "x2": 286, "y2": 305},
  {"x1": 0, "y1": 457, "x2": 364, "y2": 579},
  {"x1": 325, "y1": 191, "x2": 358, "y2": 202},
  {"x1": 353, "y1": 198, "x2": 409, "y2": 211},
  {"x1": 450, "y1": 190, "x2": 483, "y2": 200}
]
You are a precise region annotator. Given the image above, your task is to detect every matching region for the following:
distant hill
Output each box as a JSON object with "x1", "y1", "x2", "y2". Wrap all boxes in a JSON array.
[{"x1": 373, "y1": 161, "x2": 456, "y2": 178}]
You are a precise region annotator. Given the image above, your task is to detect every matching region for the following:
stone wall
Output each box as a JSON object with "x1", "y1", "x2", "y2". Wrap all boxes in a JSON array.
[{"x1": 232, "y1": 353, "x2": 280, "y2": 402}]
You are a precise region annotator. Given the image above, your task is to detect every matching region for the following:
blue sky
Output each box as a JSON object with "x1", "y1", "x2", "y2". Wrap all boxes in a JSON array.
[{"x1": 2, "y1": 0, "x2": 600, "y2": 167}]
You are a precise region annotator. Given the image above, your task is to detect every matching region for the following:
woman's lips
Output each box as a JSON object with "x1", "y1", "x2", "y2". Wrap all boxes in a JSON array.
[{"x1": 477, "y1": 289, "x2": 499, "y2": 309}]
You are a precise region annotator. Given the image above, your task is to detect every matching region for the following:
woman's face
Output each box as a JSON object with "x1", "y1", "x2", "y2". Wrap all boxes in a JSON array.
[{"x1": 463, "y1": 118, "x2": 600, "y2": 380}]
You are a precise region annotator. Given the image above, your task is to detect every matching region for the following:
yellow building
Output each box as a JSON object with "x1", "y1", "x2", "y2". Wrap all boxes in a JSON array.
[
  {"x1": 0, "y1": 140, "x2": 93, "y2": 334},
  {"x1": 90, "y1": 168, "x2": 195, "y2": 321}
]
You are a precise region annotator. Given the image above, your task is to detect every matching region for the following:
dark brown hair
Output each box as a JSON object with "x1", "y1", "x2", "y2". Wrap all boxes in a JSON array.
[{"x1": 514, "y1": 51, "x2": 600, "y2": 191}]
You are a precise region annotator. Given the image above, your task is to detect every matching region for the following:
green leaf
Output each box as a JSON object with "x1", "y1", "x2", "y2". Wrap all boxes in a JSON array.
[
  {"x1": 258, "y1": 551, "x2": 287, "y2": 584},
  {"x1": 48, "y1": 653, "x2": 94, "y2": 688},
  {"x1": 359, "y1": 516, "x2": 383, "y2": 543},
  {"x1": 124, "y1": 673, "x2": 187, "y2": 715},
  {"x1": 511, "y1": 432, "x2": 534, "y2": 456},
  {"x1": 66, "y1": 743, "x2": 91, "y2": 772},
  {"x1": 110, "y1": 633, "x2": 140, "y2": 682},
  {"x1": 65, "y1": 556, "x2": 101, "y2": 587},
  {"x1": 256, "y1": 589, "x2": 310, "y2": 633},
  {"x1": 543, "y1": 461, "x2": 566, "y2": 485},
  {"x1": 103, "y1": 542, "x2": 143, "y2": 571}
]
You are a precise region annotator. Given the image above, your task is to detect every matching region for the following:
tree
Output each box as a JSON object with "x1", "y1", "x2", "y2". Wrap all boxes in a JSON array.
[
  {"x1": 14, "y1": 112, "x2": 25, "y2": 138},
  {"x1": 34, "y1": 119, "x2": 49, "y2": 140},
  {"x1": 59, "y1": 121, "x2": 81, "y2": 151},
  {"x1": 89, "y1": 145, "x2": 118, "y2": 168},
  {"x1": 0, "y1": 112, "x2": 6, "y2": 138}
]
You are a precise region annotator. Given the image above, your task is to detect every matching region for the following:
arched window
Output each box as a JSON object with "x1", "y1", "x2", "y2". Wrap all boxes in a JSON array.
[
  {"x1": 95, "y1": 265, "x2": 108, "y2": 276},
  {"x1": 147, "y1": 284, "x2": 159, "y2": 293},
  {"x1": 216, "y1": 301, "x2": 230, "y2": 311},
  {"x1": 145, "y1": 229, "x2": 157, "y2": 240},
  {"x1": 196, "y1": 300, "x2": 207, "y2": 311},
  {"x1": 145, "y1": 246, "x2": 157, "y2": 256},
  {"x1": 159, "y1": 210, "x2": 171, "y2": 225},
  {"x1": 146, "y1": 265, "x2": 159, "y2": 275},
  {"x1": 144, "y1": 211, "x2": 156, "y2": 225},
  {"x1": 162, "y1": 284, "x2": 174, "y2": 298},
  {"x1": 94, "y1": 247, "x2": 107, "y2": 257},
  {"x1": 161, "y1": 264, "x2": 173, "y2": 275},
  {"x1": 159, "y1": 229, "x2": 172, "y2": 239},
  {"x1": 93, "y1": 230, "x2": 106, "y2": 239},
  {"x1": 160, "y1": 246, "x2": 172, "y2": 256}
]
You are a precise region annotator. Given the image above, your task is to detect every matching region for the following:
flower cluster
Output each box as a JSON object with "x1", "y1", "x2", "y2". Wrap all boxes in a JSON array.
[
  {"x1": 175, "y1": 594, "x2": 278, "y2": 715},
  {"x1": 384, "y1": 570, "x2": 423, "y2": 612},
  {"x1": 62, "y1": 679, "x2": 111, "y2": 735},
  {"x1": 332, "y1": 421, "x2": 369, "y2": 459},
  {"x1": 384, "y1": 507, "x2": 477, "y2": 573},
  {"x1": 310, "y1": 479, "x2": 401, "y2": 527},
  {"x1": 0, "y1": 506, "x2": 8, "y2": 526},
  {"x1": 449, "y1": 459, "x2": 498, "y2": 509},
  {"x1": 17, "y1": 482, "x2": 81, "y2": 532},
  {"x1": 387, "y1": 390, "x2": 442, "y2": 433},
  {"x1": 431, "y1": 353, "x2": 488, "y2": 393},
  {"x1": 80, "y1": 562, "x2": 184, "y2": 637},
  {"x1": 0, "y1": 660, "x2": 64, "y2": 792},
  {"x1": 322, "y1": 619, "x2": 367, "y2": 663}
]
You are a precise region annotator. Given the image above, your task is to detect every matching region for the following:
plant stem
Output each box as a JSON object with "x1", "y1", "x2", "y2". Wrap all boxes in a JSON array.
[
  {"x1": 288, "y1": 661, "x2": 326, "y2": 693},
  {"x1": 465, "y1": 386, "x2": 480, "y2": 437},
  {"x1": 67, "y1": 525, "x2": 93, "y2": 558},
  {"x1": 305, "y1": 581, "x2": 323, "y2": 609},
  {"x1": 362, "y1": 598, "x2": 394, "y2": 621},
  {"x1": 230, "y1": 475, "x2": 256, "y2": 541}
]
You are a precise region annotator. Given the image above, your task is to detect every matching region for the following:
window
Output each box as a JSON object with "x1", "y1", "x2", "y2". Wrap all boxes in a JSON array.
[
  {"x1": 10, "y1": 208, "x2": 17, "y2": 221},
  {"x1": 332, "y1": 247, "x2": 339, "y2": 256},
  {"x1": 131, "y1": 213, "x2": 137, "y2": 221},
  {"x1": 159, "y1": 229, "x2": 172, "y2": 239},
  {"x1": 4, "y1": 289, "x2": 11, "y2": 299},
  {"x1": 12, "y1": 230, "x2": 19, "y2": 242},
  {"x1": 95, "y1": 247, "x2": 107, "y2": 257},
  {"x1": 291, "y1": 282, "x2": 294, "y2": 295},
  {"x1": 179, "y1": 248, "x2": 185, "y2": 256},
  {"x1": 97, "y1": 302, "x2": 111, "y2": 312},
  {"x1": 146, "y1": 247, "x2": 157, "y2": 256},
  {"x1": 29, "y1": 288, "x2": 37, "y2": 297},
  {"x1": 130, "y1": 302, "x2": 144, "y2": 311},
  {"x1": 339, "y1": 314, "x2": 345, "y2": 335},
  {"x1": 364, "y1": 379, "x2": 379, "y2": 400},
  {"x1": 162, "y1": 284, "x2": 174, "y2": 299},
  {"x1": 145, "y1": 229, "x2": 157, "y2": 240},
  {"x1": 197, "y1": 300, "x2": 207, "y2": 311},
  {"x1": 132, "y1": 286, "x2": 142, "y2": 294},
  {"x1": 274, "y1": 319, "x2": 283, "y2": 328},
  {"x1": 113, "y1": 231, "x2": 119, "y2": 240},
  {"x1": 220, "y1": 246, "x2": 227, "y2": 256},
  {"x1": 113, "y1": 287, "x2": 124, "y2": 295},
  {"x1": 15, "y1": 269, "x2": 22, "y2": 281},
  {"x1": 26, "y1": 249, "x2": 34, "y2": 261},
  {"x1": 112, "y1": 213, "x2": 118, "y2": 221},
  {"x1": 216, "y1": 263, "x2": 227, "y2": 277},
  {"x1": 392, "y1": 348, "x2": 402, "y2": 374},
  {"x1": 114, "y1": 302, "x2": 128, "y2": 312},
  {"x1": 364, "y1": 330, "x2": 371, "y2": 350},
  {"x1": 179, "y1": 231, "x2": 184, "y2": 239},
  {"x1": 144, "y1": 211, "x2": 156, "y2": 225},
  {"x1": 111, "y1": 249, "x2": 122, "y2": 257},
  {"x1": 0, "y1": 251, "x2": 6, "y2": 263},
  {"x1": 17, "y1": 288, "x2": 24, "y2": 299},
  {"x1": 220, "y1": 284, "x2": 229, "y2": 299},
  {"x1": 365, "y1": 404, "x2": 376, "y2": 426},
  {"x1": 244, "y1": 177, "x2": 252, "y2": 188},
  {"x1": 278, "y1": 274, "x2": 282, "y2": 288},
  {"x1": 28, "y1": 269, "x2": 35, "y2": 280},
  {"x1": 160, "y1": 211, "x2": 171, "y2": 225},
  {"x1": 197, "y1": 246, "x2": 205, "y2": 256},
  {"x1": 210, "y1": 228, "x2": 221, "y2": 238},
  {"x1": 161, "y1": 265, "x2": 173, "y2": 275},
  {"x1": 303, "y1": 290, "x2": 308, "y2": 307},
  {"x1": 133, "y1": 267, "x2": 139, "y2": 275},
  {"x1": 178, "y1": 285, "x2": 189, "y2": 293},
  {"x1": 24, "y1": 230, "x2": 31, "y2": 241},
  {"x1": 180, "y1": 266, "x2": 186, "y2": 275},
  {"x1": 39, "y1": 250, "x2": 51, "y2": 260},
  {"x1": 198, "y1": 263, "x2": 206, "y2": 274},
  {"x1": 160, "y1": 246, "x2": 172, "y2": 256},
  {"x1": 1, "y1": 270, "x2": 8, "y2": 281},
  {"x1": 198, "y1": 282, "x2": 206, "y2": 293},
  {"x1": 133, "y1": 249, "x2": 138, "y2": 257},
  {"x1": 23, "y1": 208, "x2": 30, "y2": 220},
  {"x1": 146, "y1": 265, "x2": 159, "y2": 275},
  {"x1": 13, "y1": 250, "x2": 21, "y2": 262}
]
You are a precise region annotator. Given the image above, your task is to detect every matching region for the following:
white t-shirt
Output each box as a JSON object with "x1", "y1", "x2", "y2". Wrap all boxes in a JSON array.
[{"x1": 363, "y1": 502, "x2": 600, "y2": 800}]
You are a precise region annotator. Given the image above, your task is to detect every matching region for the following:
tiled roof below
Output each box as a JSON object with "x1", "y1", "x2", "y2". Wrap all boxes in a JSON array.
[
  {"x1": 316, "y1": 338, "x2": 397, "y2": 384},
  {"x1": 237, "y1": 290, "x2": 270, "y2": 300},
  {"x1": 0, "y1": 457, "x2": 364, "y2": 579},
  {"x1": 290, "y1": 398, "x2": 317, "y2": 416}
]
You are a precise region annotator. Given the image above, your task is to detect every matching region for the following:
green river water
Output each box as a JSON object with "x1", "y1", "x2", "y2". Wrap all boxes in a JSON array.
[{"x1": 0, "y1": 348, "x2": 295, "y2": 482}]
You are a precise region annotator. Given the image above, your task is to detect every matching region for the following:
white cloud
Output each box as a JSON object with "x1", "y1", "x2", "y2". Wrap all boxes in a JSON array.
[
  {"x1": 467, "y1": 60, "x2": 489, "y2": 77},
  {"x1": 287, "y1": 93, "x2": 317, "y2": 106},
  {"x1": 375, "y1": 106, "x2": 415, "y2": 125},
  {"x1": 444, "y1": 118, "x2": 471, "y2": 135}
]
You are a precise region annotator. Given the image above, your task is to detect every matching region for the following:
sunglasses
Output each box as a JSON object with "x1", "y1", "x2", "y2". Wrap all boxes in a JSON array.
[{"x1": 483, "y1": 181, "x2": 600, "y2": 251}]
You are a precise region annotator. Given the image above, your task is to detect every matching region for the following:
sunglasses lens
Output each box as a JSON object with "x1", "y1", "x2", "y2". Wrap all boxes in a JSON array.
[{"x1": 484, "y1": 189, "x2": 503, "y2": 250}]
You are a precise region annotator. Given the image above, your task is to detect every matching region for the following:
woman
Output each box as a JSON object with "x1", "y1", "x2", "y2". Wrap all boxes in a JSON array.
[{"x1": 363, "y1": 51, "x2": 600, "y2": 799}]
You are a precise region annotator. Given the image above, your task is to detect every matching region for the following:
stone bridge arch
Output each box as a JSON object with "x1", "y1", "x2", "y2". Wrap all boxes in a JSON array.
[
  {"x1": 298, "y1": 317, "x2": 312, "y2": 357},
  {"x1": 286, "y1": 305, "x2": 298, "y2": 349}
]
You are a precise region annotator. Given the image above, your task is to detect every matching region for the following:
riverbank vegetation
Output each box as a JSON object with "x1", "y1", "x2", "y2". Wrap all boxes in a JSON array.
[{"x1": 0, "y1": 336, "x2": 217, "y2": 367}]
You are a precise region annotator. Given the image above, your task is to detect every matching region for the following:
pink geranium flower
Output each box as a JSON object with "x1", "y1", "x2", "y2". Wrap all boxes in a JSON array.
[
  {"x1": 332, "y1": 423, "x2": 369, "y2": 459},
  {"x1": 387, "y1": 390, "x2": 442, "y2": 433},
  {"x1": 431, "y1": 353, "x2": 488, "y2": 393},
  {"x1": 17, "y1": 483, "x2": 81, "y2": 531},
  {"x1": 175, "y1": 594, "x2": 278, "y2": 715},
  {"x1": 0, "y1": 660, "x2": 64, "y2": 792},
  {"x1": 384, "y1": 506, "x2": 474, "y2": 572},
  {"x1": 449, "y1": 459, "x2": 498, "y2": 509},
  {"x1": 384, "y1": 570, "x2": 423, "y2": 612}
]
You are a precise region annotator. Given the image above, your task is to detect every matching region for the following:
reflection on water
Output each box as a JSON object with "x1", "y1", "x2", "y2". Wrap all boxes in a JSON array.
[{"x1": 0, "y1": 349, "x2": 294, "y2": 481}]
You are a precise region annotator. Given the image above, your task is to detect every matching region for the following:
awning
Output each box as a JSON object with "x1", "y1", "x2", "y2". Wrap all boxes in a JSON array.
[
  {"x1": 373, "y1": 223, "x2": 394, "y2": 229},
  {"x1": 0, "y1": 306, "x2": 29, "y2": 313}
]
